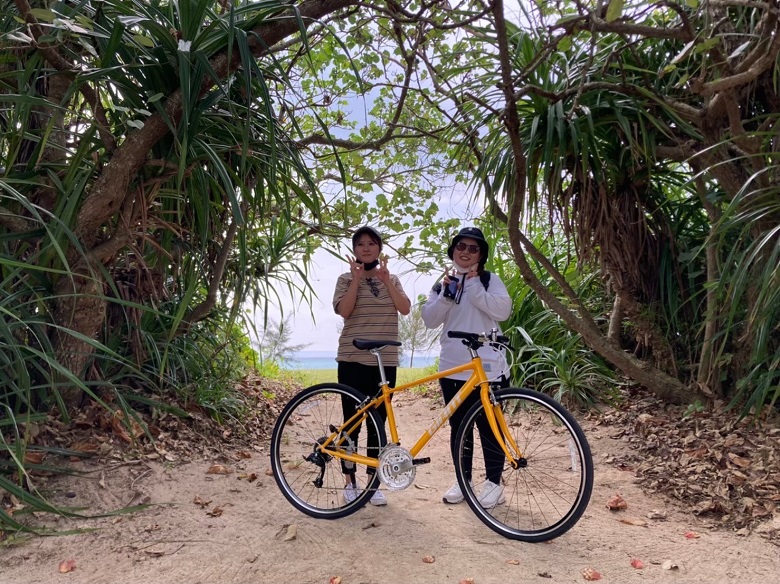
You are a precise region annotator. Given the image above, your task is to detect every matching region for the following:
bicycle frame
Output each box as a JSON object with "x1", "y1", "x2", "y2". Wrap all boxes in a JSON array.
[{"x1": 318, "y1": 354, "x2": 523, "y2": 471}]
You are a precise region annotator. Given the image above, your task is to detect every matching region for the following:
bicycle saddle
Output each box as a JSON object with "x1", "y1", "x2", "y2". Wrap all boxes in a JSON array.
[{"x1": 353, "y1": 339, "x2": 403, "y2": 351}]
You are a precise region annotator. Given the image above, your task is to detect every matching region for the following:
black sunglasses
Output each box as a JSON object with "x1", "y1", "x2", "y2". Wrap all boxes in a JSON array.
[{"x1": 455, "y1": 242, "x2": 480, "y2": 254}]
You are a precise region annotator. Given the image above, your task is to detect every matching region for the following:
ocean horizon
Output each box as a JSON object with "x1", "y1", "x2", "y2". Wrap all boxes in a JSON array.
[{"x1": 282, "y1": 350, "x2": 437, "y2": 370}]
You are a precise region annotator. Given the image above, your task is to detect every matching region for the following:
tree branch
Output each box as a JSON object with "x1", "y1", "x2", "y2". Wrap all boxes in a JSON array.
[{"x1": 14, "y1": 0, "x2": 117, "y2": 152}]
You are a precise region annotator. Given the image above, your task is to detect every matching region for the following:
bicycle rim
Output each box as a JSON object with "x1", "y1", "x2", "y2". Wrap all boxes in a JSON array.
[
  {"x1": 270, "y1": 383, "x2": 385, "y2": 519},
  {"x1": 454, "y1": 387, "x2": 593, "y2": 542}
]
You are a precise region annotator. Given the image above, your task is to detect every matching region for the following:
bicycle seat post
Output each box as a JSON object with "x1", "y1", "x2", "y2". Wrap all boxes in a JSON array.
[{"x1": 370, "y1": 348, "x2": 388, "y2": 390}]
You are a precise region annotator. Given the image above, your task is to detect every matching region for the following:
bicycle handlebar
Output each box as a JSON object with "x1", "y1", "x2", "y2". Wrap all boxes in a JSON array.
[{"x1": 447, "y1": 330, "x2": 514, "y2": 351}]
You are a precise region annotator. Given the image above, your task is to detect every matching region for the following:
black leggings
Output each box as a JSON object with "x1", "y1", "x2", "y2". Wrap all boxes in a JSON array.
[
  {"x1": 338, "y1": 361, "x2": 396, "y2": 477},
  {"x1": 441, "y1": 377, "x2": 507, "y2": 485}
]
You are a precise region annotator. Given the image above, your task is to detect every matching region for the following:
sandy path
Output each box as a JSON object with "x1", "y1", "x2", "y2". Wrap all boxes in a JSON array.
[{"x1": 1, "y1": 392, "x2": 778, "y2": 584}]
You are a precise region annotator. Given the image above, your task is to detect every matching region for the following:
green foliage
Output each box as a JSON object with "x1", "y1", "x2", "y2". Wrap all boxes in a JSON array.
[
  {"x1": 258, "y1": 317, "x2": 310, "y2": 367},
  {"x1": 497, "y1": 234, "x2": 617, "y2": 407},
  {"x1": 0, "y1": 0, "x2": 325, "y2": 537}
]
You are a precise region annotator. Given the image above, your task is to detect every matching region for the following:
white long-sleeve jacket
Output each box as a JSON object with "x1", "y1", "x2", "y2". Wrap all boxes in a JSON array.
[{"x1": 421, "y1": 272, "x2": 513, "y2": 381}]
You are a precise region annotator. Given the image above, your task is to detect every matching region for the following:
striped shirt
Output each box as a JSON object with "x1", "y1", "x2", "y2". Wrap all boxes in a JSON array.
[{"x1": 333, "y1": 273, "x2": 408, "y2": 366}]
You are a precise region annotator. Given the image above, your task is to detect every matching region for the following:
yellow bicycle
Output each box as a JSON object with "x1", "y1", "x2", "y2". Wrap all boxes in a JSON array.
[{"x1": 270, "y1": 330, "x2": 593, "y2": 542}]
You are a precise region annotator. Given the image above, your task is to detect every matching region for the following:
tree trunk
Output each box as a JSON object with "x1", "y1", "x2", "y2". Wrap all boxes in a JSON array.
[
  {"x1": 607, "y1": 294, "x2": 623, "y2": 343},
  {"x1": 489, "y1": 0, "x2": 695, "y2": 405},
  {"x1": 509, "y1": 227, "x2": 693, "y2": 404},
  {"x1": 47, "y1": 0, "x2": 358, "y2": 409},
  {"x1": 695, "y1": 178, "x2": 722, "y2": 397},
  {"x1": 53, "y1": 268, "x2": 106, "y2": 406}
]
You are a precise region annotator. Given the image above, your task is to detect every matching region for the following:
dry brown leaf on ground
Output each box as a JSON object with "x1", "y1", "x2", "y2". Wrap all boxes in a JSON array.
[
  {"x1": 630, "y1": 558, "x2": 644, "y2": 569},
  {"x1": 582, "y1": 567, "x2": 602, "y2": 580},
  {"x1": 606, "y1": 494, "x2": 627, "y2": 510},
  {"x1": 206, "y1": 464, "x2": 231, "y2": 475},
  {"x1": 684, "y1": 530, "x2": 700, "y2": 539},
  {"x1": 422, "y1": 555, "x2": 435, "y2": 563},
  {"x1": 458, "y1": 579, "x2": 475, "y2": 584},
  {"x1": 193, "y1": 495, "x2": 211, "y2": 508},
  {"x1": 110, "y1": 410, "x2": 144, "y2": 443},
  {"x1": 619, "y1": 517, "x2": 648, "y2": 526},
  {"x1": 24, "y1": 452, "x2": 44, "y2": 464},
  {"x1": 58, "y1": 559, "x2": 76, "y2": 573},
  {"x1": 506, "y1": 559, "x2": 520, "y2": 565},
  {"x1": 329, "y1": 577, "x2": 342, "y2": 584}
]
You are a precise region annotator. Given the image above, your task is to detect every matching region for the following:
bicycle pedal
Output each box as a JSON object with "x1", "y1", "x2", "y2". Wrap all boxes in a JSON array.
[{"x1": 412, "y1": 457, "x2": 431, "y2": 466}]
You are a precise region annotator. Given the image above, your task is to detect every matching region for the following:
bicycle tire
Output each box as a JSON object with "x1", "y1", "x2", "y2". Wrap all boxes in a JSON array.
[
  {"x1": 270, "y1": 383, "x2": 386, "y2": 519},
  {"x1": 453, "y1": 387, "x2": 593, "y2": 542}
]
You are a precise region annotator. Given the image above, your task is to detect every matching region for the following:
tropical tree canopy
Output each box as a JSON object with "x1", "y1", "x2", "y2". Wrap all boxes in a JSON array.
[{"x1": 1, "y1": 0, "x2": 777, "y2": 429}]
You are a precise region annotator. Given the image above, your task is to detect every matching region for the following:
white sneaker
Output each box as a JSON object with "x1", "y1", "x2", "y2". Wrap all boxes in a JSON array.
[
  {"x1": 343, "y1": 483, "x2": 360, "y2": 504},
  {"x1": 477, "y1": 480, "x2": 505, "y2": 509},
  {"x1": 369, "y1": 489, "x2": 387, "y2": 506},
  {"x1": 442, "y1": 480, "x2": 473, "y2": 504}
]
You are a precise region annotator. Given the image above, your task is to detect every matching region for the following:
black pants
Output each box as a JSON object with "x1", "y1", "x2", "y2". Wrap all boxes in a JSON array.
[
  {"x1": 441, "y1": 376, "x2": 507, "y2": 485},
  {"x1": 338, "y1": 361, "x2": 396, "y2": 477}
]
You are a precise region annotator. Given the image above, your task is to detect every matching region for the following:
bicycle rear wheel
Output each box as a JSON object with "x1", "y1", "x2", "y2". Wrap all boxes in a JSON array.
[
  {"x1": 454, "y1": 387, "x2": 593, "y2": 542},
  {"x1": 270, "y1": 383, "x2": 386, "y2": 519}
]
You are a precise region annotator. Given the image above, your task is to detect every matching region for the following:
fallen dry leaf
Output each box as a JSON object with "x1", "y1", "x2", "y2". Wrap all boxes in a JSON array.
[
  {"x1": 265, "y1": 468, "x2": 274, "y2": 476},
  {"x1": 193, "y1": 495, "x2": 212, "y2": 508},
  {"x1": 206, "y1": 464, "x2": 231, "y2": 475},
  {"x1": 58, "y1": 559, "x2": 76, "y2": 573},
  {"x1": 144, "y1": 549, "x2": 165, "y2": 557},
  {"x1": 661, "y1": 560, "x2": 679, "y2": 570},
  {"x1": 728, "y1": 452, "x2": 751, "y2": 468},
  {"x1": 284, "y1": 524, "x2": 297, "y2": 541},
  {"x1": 606, "y1": 494, "x2": 627, "y2": 510},
  {"x1": 422, "y1": 555, "x2": 435, "y2": 564},
  {"x1": 329, "y1": 577, "x2": 342, "y2": 584},
  {"x1": 236, "y1": 450, "x2": 252, "y2": 459},
  {"x1": 684, "y1": 531, "x2": 700, "y2": 539},
  {"x1": 630, "y1": 558, "x2": 644, "y2": 569},
  {"x1": 506, "y1": 559, "x2": 520, "y2": 565},
  {"x1": 70, "y1": 441, "x2": 99, "y2": 454},
  {"x1": 110, "y1": 410, "x2": 143, "y2": 443},
  {"x1": 619, "y1": 517, "x2": 648, "y2": 527},
  {"x1": 582, "y1": 567, "x2": 602, "y2": 580},
  {"x1": 24, "y1": 452, "x2": 43, "y2": 464},
  {"x1": 237, "y1": 473, "x2": 258, "y2": 482},
  {"x1": 458, "y1": 579, "x2": 475, "y2": 584},
  {"x1": 207, "y1": 506, "x2": 224, "y2": 517}
]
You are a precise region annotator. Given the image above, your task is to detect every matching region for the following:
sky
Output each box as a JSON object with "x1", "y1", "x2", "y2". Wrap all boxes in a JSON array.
[{"x1": 251, "y1": 237, "x2": 442, "y2": 353}]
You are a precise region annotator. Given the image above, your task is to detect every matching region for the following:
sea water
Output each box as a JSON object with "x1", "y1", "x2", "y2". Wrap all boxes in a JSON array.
[{"x1": 284, "y1": 350, "x2": 437, "y2": 370}]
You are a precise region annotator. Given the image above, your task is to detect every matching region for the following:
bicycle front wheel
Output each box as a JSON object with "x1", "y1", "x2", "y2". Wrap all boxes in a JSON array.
[
  {"x1": 270, "y1": 383, "x2": 386, "y2": 519},
  {"x1": 454, "y1": 387, "x2": 593, "y2": 542}
]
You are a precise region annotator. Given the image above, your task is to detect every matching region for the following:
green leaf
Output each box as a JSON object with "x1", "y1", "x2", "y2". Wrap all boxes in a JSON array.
[
  {"x1": 133, "y1": 33, "x2": 155, "y2": 48},
  {"x1": 605, "y1": 0, "x2": 624, "y2": 22},
  {"x1": 29, "y1": 8, "x2": 55, "y2": 22},
  {"x1": 694, "y1": 38, "x2": 720, "y2": 54}
]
